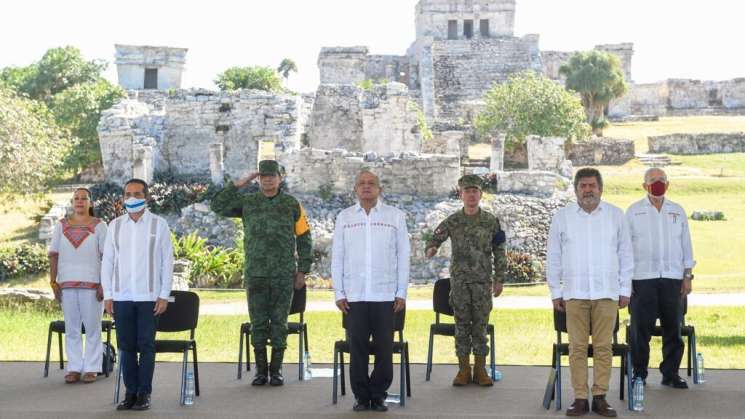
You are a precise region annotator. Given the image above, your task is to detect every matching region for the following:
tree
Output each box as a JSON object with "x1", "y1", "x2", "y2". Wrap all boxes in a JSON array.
[
  {"x1": 559, "y1": 50, "x2": 627, "y2": 136},
  {"x1": 0, "y1": 47, "x2": 105, "y2": 103},
  {"x1": 1, "y1": 46, "x2": 122, "y2": 172},
  {"x1": 475, "y1": 71, "x2": 591, "y2": 148},
  {"x1": 51, "y1": 79, "x2": 125, "y2": 171},
  {"x1": 0, "y1": 88, "x2": 73, "y2": 195},
  {"x1": 277, "y1": 58, "x2": 298, "y2": 82},
  {"x1": 214, "y1": 66, "x2": 283, "y2": 92}
]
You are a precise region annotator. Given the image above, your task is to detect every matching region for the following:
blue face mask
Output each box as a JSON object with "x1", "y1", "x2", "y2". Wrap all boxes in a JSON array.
[{"x1": 124, "y1": 197, "x2": 147, "y2": 213}]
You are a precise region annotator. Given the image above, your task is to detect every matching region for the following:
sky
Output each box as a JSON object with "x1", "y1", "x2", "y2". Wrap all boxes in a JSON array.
[{"x1": 1, "y1": 0, "x2": 743, "y2": 93}]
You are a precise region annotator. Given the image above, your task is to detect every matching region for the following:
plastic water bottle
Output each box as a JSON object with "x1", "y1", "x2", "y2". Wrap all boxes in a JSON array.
[
  {"x1": 632, "y1": 377, "x2": 645, "y2": 411},
  {"x1": 492, "y1": 368, "x2": 503, "y2": 382},
  {"x1": 184, "y1": 371, "x2": 195, "y2": 405},
  {"x1": 696, "y1": 352, "x2": 706, "y2": 383},
  {"x1": 303, "y1": 351, "x2": 313, "y2": 381}
]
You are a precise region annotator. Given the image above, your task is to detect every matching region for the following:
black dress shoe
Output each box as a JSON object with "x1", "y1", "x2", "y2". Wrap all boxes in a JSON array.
[
  {"x1": 353, "y1": 399, "x2": 370, "y2": 412},
  {"x1": 662, "y1": 375, "x2": 688, "y2": 389},
  {"x1": 370, "y1": 398, "x2": 389, "y2": 412},
  {"x1": 131, "y1": 393, "x2": 151, "y2": 411},
  {"x1": 251, "y1": 373, "x2": 268, "y2": 386},
  {"x1": 116, "y1": 394, "x2": 137, "y2": 411},
  {"x1": 269, "y1": 372, "x2": 284, "y2": 386}
]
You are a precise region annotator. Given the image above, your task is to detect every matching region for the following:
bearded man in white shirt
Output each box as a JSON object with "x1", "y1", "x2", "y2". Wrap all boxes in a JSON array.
[
  {"x1": 332, "y1": 170, "x2": 410, "y2": 413},
  {"x1": 101, "y1": 179, "x2": 174, "y2": 411},
  {"x1": 626, "y1": 167, "x2": 695, "y2": 389},
  {"x1": 547, "y1": 168, "x2": 634, "y2": 418}
]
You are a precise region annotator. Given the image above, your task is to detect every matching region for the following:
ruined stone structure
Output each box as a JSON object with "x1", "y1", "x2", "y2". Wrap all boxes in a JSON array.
[
  {"x1": 98, "y1": 89, "x2": 303, "y2": 185},
  {"x1": 648, "y1": 132, "x2": 745, "y2": 155},
  {"x1": 609, "y1": 78, "x2": 745, "y2": 118},
  {"x1": 542, "y1": 43, "x2": 634, "y2": 83},
  {"x1": 115, "y1": 45, "x2": 187, "y2": 90},
  {"x1": 567, "y1": 138, "x2": 636, "y2": 166}
]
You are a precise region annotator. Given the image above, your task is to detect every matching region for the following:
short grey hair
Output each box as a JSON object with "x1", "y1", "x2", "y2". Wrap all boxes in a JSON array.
[
  {"x1": 354, "y1": 169, "x2": 381, "y2": 187},
  {"x1": 644, "y1": 167, "x2": 667, "y2": 184}
]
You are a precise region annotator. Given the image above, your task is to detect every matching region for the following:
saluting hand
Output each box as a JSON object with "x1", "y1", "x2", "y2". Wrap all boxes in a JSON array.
[
  {"x1": 425, "y1": 247, "x2": 438, "y2": 259},
  {"x1": 234, "y1": 171, "x2": 259, "y2": 188}
]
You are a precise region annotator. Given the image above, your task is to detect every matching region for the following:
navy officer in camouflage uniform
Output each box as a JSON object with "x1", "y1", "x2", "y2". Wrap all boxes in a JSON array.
[
  {"x1": 211, "y1": 160, "x2": 312, "y2": 386},
  {"x1": 425, "y1": 174, "x2": 507, "y2": 387}
]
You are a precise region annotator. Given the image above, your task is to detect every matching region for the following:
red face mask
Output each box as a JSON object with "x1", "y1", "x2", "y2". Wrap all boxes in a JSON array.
[{"x1": 649, "y1": 181, "x2": 666, "y2": 197}]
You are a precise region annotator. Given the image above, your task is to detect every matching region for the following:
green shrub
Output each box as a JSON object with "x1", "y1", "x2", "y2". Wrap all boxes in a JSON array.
[
  {"x1": 505, "y1": 250, "x2": 544, "y2": 284},
  {"x1": 172, "y1": 232, "x2": 244, "y2": 288},
  {"x1": 0, "y1": 244, "x2": 50, "y2": 281}
]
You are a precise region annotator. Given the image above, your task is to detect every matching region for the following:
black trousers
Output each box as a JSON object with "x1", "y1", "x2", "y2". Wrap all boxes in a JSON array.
[
  {"x1": 348, "y1": 301, "x2": 394, "y2": 402},
  {"x1": 630, "y1": 279, "x2": 684, "y2": 379},
  {"x1": 114, "y1": 301, "x2": 158, "y2": 396}
]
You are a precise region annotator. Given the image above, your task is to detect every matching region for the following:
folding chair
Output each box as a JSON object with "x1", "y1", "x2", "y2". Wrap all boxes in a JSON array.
[
  {"x1": 332, "y1": 308, "x2": 411, "y2": 406},
  {"x1": 543, "y1": 308, "x2": 633, "y2": 411},
  {"x1": 425, "y1": 278, "x2": 497, "y2": 381},
  {"x1": 625, "y1": 295, "x2": 699, "y2": 383},
  {"x1": 114, "y1": 291, "x2": 200, "y2": 405},
  {"x1": 43, "y1": 319, "x2": 114, "y2": 377},
  {"x1": 237, "y1": 286, "x2": 309, "y2": 380}
]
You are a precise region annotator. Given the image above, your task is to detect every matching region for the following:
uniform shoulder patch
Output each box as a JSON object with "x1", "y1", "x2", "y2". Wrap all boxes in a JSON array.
[{"x1": 492, "y1": 230, "x2": 506, "y2": 246}]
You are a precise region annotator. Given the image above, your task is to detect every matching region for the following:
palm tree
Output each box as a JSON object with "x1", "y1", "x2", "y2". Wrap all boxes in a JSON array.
[{"x1": 277, "y1": 58, "x2": 298, "y2": 84}]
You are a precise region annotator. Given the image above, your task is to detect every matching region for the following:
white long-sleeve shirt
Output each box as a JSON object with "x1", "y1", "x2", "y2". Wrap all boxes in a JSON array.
[
  {"x1": 626, "y1": 197, "x2": 696, "y2": 281},
  {"x1": 101, "y1": 210, "x2": 174, "y2": 302},
  {"x1": 331, "y1": 201, "x2": 410, "y2": 302},
  {"x1": 546, "y1": 201, "x2": 634, "y2": 301}
]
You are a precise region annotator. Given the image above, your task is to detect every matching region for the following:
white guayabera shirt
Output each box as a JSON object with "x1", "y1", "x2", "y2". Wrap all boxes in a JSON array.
[
  {"x1": 547, "y1": 201, "x2": 634, "y2": 301},
  {"x1": 626, "y1": 197, "x2": 695, "y2": 281},
  {"x1": 331, "y1": 201, "x2": 410, "y2": 303},
  {"x1": 101, "y1": 210, "x2": 174, "y2": 302}
]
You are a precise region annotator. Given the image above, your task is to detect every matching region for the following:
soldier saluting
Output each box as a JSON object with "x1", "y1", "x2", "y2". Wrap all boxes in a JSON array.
[
  {"x1": 211, "y1": 160, "x2": 312, "y2": 386},
  {"x1": 425, "y1": 174, "x2": 507, "y2": 387}
]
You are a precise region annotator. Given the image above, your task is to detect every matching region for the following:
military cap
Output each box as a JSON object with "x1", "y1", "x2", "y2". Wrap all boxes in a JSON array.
[
  {"x1": 458, "y1": 174, "x2": 483, "y2": 190},
  {"x1": 258, "y1": 160, "x2": 280, "y2": 176}
]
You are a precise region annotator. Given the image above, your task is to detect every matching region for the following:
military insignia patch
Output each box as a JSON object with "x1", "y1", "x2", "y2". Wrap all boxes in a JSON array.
[{"x1": 492, "y1": 230, "x2": 506, "y2": 246}]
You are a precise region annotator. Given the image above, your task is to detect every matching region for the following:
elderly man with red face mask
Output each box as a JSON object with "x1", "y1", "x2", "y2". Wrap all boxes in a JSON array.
[{"x1": 626, "y1": 167, "x2": 695, "y2": 390}]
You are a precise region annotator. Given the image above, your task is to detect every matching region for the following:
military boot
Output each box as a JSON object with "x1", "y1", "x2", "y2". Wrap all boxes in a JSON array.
[
  {"x1": 269, "y1": 348, "x2": 285, "y2": 386},
  {"x1": 251, "y1": 347, "x2": 268, "y2": 386},
  {"x1": 473, "y1": 355, "x2": 493, "y2": 386},
  {"x1": 452, "y1": 355, "x2": 472, "y2": 386}
]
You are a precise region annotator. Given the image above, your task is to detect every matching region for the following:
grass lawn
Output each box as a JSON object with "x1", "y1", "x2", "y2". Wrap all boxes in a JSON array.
[
  {"x1": 3, "y1": 306, "x2": 743, "y2": 369},
  {"x1": 0, "y1": 192, "x2": 68, "y2": 247}
]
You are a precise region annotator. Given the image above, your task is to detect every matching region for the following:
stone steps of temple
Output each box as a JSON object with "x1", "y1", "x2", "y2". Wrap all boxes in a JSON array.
[{"x1": 635, "y1": 153, "x2": 682, "y2": 166}]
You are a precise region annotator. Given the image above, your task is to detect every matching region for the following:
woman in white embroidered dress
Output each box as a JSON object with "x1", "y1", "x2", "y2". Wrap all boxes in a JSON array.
[{"x1": 48, "y1": 188, "x2": 108, "y2": 383}]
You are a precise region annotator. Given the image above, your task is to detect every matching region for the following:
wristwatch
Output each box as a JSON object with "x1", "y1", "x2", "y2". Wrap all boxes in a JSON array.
[{"x1": 684, "y1": 273, "x2": 694, "y2": 280}]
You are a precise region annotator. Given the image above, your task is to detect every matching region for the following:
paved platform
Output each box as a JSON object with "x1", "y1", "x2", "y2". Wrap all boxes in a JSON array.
[{"x1": 0, "y1": 362, "x2": 742, "y2": 418}]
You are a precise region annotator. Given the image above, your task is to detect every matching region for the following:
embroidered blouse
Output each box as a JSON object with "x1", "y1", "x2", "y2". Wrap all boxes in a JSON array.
[{"x1": 48, "y1": 218, "x2": 108, "y2": 286}]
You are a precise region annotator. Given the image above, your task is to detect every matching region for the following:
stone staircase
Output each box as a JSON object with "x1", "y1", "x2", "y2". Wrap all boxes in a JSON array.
[{"x1": 635, "y1": 153, "x2": 681, "y2": 167}]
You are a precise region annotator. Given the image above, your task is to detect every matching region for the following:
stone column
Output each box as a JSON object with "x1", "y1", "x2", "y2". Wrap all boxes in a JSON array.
[
  {"x1": 490, "y1": 133, "x2": 506, "y2": 172},
  {"x1": 209, "y1": 142, "x2": 224, "y2": 185},
  {"x1": 527, "y1": 136, "x2": 566, "y2": 172},
  {"x1": 132, "y1": 144, "x2": 154, "y2": 184}
]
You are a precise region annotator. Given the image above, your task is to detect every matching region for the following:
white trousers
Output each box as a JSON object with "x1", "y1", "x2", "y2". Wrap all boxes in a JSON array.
[{"x1": 61, "y1": 289, "x2": 103, "y2": 373}]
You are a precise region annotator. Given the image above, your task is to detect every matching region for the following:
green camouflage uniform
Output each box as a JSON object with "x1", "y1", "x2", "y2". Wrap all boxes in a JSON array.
[
  {"x1": 425, "y1": 176, "x2": 507, "y2": 357},
  {"x1": 210, "y1": 168, "x2": 312, "y2": 350}
]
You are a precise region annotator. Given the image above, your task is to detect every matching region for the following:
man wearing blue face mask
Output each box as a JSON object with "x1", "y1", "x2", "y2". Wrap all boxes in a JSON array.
[
  {"x1": 101, "y1": 178, "x2": 174, "y2": 411},
  {"x1": 626, "y1": 167, "x2": 695, "y2": 389}
]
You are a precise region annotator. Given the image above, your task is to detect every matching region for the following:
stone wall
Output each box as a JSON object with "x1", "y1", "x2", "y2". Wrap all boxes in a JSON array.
[
  {"x1": 98, "y1": 89, "x2": 305, "y2": 185},
  {"x1": 283, "y1": 148, "x2": 460, "y2": 197},
  {"x1": 365, "y1": 55, "x2": 412, "y2": 85},
  {"x1": 567, "y1": 138, "x2": 635, "y2": 166},
  {"x1": 430, "y1": 35, "x2": 542, "y2": 122},
  {"x1": 542, "y1": 43, "x2": 633, "y2": 83},
  {"x1": 609, "y1": 78, "x2": 745, "y2": 117},
  {"x1": 648, "y1": 132, "x2": 745, "y2": 154},
  {"x1": 527, "y1": 136, "x2": 567, "y2": 172},
  {"x1": 305, "y1": 83, "x2": 422, "y2": 154},
  {"x1": 495, "y1": 171, "x2": 570, "y2": 198},
  {"x1": 318, "y1": 47, "x2": 368, "y2": 85}
]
